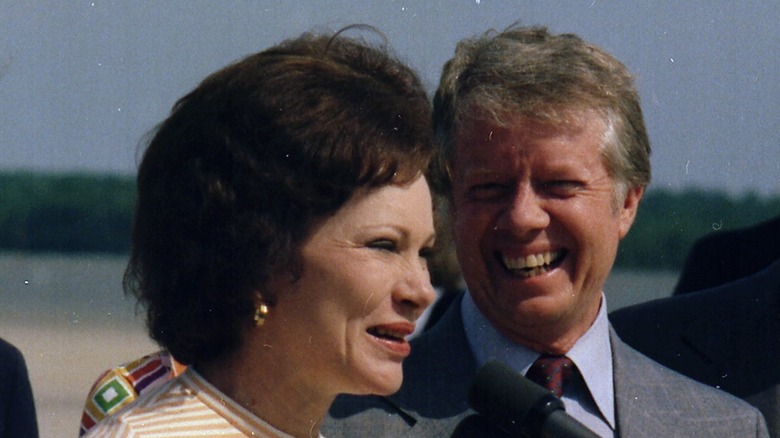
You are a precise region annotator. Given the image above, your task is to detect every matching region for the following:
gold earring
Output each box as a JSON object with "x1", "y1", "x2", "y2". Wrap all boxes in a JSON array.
[{"x1": 253, "y1": 302, "x2": 269, "y2": 327}]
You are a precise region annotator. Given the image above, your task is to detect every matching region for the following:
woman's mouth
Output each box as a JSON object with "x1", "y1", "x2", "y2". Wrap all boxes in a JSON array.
[
  {"x1": 368, "y1": 327, "x2": 406, "y2": 341},
  {"x1": 367, "y1": 323, "x2": 414, "y2": 355}
]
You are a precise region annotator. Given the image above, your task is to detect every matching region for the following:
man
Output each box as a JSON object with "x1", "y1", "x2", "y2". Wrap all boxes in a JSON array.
[
  {"x1": 674, "y1": 215, "x2": 780, "y2": 294},
  {"x1": 0, "y1": 338, "x2": 38, "y2": 438},
  {"x1": 611, "y1": 258, "x2": 780, "y2": 437},
  {"x1": 325, "y1": 25, "x2": 768, "y2": 437}
]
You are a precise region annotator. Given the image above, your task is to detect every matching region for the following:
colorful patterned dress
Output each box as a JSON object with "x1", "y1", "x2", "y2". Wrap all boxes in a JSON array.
[
  {"x1": 80, "y1": 351, "x2": 183, "y2": 435},
  {"x1": 83, "y1": 367, "x2": 313, "y2": 437}
]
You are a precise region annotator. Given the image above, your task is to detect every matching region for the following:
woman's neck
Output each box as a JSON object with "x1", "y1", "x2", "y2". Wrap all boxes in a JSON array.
[{"x1": 197, "y1": 340, "x2": 333, "y2": 438}]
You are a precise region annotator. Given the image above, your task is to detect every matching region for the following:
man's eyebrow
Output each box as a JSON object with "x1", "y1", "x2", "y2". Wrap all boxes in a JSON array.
[{"x1": 460, "y1": 168, "x2": 501, "y2": 179}]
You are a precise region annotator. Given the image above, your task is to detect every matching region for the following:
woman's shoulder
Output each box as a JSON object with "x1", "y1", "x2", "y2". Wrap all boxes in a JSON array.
[
  {"x1": 85, "y1": 368, "x2": 292, "y2": 437},
  {"x1": 83, "y1": 371, "x2": 210, "y2": 437},
  {"x1": 80, "y1": 350, "x2": 184, "y2": 435}
]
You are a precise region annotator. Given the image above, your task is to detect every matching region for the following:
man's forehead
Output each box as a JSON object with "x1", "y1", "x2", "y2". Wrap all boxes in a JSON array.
[
  {"x1": 457, "y1": 103, "x2": 603, "y2": 131},
  {"x1": 460, "y1": 112, "x2": 601, "y2": 143}
]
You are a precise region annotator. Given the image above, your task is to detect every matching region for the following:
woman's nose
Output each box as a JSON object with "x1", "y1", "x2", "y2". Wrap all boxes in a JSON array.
[{"x1": 394, "y1": 263, "x2": 437, "y2": 318}]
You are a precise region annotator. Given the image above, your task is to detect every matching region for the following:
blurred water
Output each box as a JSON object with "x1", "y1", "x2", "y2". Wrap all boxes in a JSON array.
[
  {"x1": 605, "y1": 268, "x2": 678, "y2": 310},
  {"x1": 0, "y1": 253, "x2": 140, "y2": 328},
  {"x1": 0, "y1": 253, "x2": 678, "y2": 327}
]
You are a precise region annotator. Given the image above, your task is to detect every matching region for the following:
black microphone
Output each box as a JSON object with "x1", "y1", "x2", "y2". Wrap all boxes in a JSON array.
[{"x1": 468, "y1": 360, "x2": 601, "y2": 438}]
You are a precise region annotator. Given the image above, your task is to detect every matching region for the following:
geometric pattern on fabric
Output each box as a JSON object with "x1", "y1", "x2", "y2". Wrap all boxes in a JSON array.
[
  {"x1": 92, "y1": 374, "x2": 133, "y2": 413},
  {"x1": 79, "y1": 350, "x2": 185, "y2": 436},
  {"x1": 525, "y1": 354, "x2": 575, "y2": 398},
  {"x1": 83, "y1": 368, "x2": 313, "y2": 437}
]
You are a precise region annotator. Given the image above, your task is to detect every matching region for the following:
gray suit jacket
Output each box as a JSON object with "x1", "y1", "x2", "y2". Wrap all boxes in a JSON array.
[
  {"x1": 325, "y1": 293, "x2": 768, "y2": 437},
  {"x1": 611, "y1": 259, "x2": 780, "y2": 437}
]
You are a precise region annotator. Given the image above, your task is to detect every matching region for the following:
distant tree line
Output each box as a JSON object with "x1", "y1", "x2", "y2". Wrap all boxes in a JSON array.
[
  {"x1": 0, "y1": 172, "x2": 135, "y2": 253},
  {"x1": 1, "y1": 172, "x2": 779, "y2": 271},
  {"x1": 618, "y1": 188, "x2": 780, "y2": 270}
]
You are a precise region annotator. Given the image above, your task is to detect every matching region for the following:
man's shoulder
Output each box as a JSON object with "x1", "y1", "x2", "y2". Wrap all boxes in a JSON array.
[
  {"x1": 616, "y1": 340, "x2": 744, "y2": 404},
  {"x1": 612, "y1": 334, "x2": 768, "y2": 437},
  {"x1": 326, "y1": 389, "x2": 470, "y2": 438},
  {"x1": 613, "y1": 258, "x2": 780, "y2": 327},
  {"x1": 0, "y1": 338, "x2": 38, "y2": 438},
  {"x1": 610, "y1": 260, "x2": 780, "y2": 397},
  {"x1": 325, "y1": 341, "x2": 473, "y2": 437},
  {"x1": 326, "y1": 394, "x2": 417, "y2": 437},
  {"x1": 0, "y1": 337, "x2": 24, "y2": 369},
  {"x1": 325, "y1": 296, "x2": 475, "y2": 436},
  {"x1": 0, "y1": 338, "x2": 25, "y2": 388}
]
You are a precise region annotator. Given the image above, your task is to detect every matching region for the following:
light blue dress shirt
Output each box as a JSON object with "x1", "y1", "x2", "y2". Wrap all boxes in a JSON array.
[{"x1": 462, "y1": 292, "x2": 615, "y2": 437}]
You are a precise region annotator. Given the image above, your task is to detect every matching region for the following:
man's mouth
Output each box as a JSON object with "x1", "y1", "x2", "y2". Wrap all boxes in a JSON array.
[{"x1": 500, "y1": 250, "x2": 565, "y2": 278}]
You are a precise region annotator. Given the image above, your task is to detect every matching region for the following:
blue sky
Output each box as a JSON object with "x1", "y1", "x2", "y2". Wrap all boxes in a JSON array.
[{"x1": 2, "y1": 1, "x2": 779, "y2": 195}]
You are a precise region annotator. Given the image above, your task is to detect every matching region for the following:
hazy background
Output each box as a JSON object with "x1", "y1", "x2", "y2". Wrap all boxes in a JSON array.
[{"x1": 2, "y1": 1, "x2": 779, "y2": 195}]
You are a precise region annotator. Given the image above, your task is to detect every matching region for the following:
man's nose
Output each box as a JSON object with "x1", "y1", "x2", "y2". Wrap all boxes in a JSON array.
[{"x1": 496, "y1": 185, "x2": 550, "y2": 235}]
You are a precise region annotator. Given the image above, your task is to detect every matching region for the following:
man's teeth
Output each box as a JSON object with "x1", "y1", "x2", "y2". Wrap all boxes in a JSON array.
[
  {"x1": 503, "y1": 250, "x2": 560, "y2": 269},
  {"x1": 502, "y1": 250, "x2": 561, "y2": 277}
]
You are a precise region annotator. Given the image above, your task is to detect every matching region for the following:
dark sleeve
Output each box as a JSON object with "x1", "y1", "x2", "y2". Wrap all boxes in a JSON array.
[
  {"x1": 674, "y1": 233, "x2": 730, "y2": 293},
  {"x1": 674, "y1": 216, "x2": 780, "y2": 295},
  {"x1": 0, "y1": 338, "x2": 39, "y2": 438}
]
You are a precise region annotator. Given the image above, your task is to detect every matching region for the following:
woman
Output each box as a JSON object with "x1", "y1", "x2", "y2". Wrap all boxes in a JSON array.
[{"x1": 86, "y1": 29, "x2": 437, "y2": 437}]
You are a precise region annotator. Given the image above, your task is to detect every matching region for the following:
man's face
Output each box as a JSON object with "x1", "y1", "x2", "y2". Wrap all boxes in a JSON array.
[{"x1": 450, "y1": 112, "x2": 642, "y2": 352}]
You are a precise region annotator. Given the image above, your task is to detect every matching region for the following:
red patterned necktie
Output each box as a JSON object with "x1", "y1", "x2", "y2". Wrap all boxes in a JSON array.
[{"x1": 526, "y1": 354, "x2": 575, "y2": 398}]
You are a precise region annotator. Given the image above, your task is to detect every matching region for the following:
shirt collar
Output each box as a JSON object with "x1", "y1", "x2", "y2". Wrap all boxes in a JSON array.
[
  {"x1": 567, "y1": 297, "x2": 615, "y2": 428},
  {"x1": 461, "y1": 292, "x2": 615, "y2": 428}
]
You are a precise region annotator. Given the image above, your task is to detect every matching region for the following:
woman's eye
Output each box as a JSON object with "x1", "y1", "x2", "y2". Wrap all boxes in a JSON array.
[
  {"x1": 419, "y1": 246, "x2": 435, "y2": 261},
  {"x1": 369, "y1": 239, "x2": 397, "y2": 252}
]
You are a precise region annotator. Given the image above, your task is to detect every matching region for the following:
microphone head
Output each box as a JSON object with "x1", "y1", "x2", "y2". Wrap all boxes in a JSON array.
[{"x1": 469, "y1": 361, "x2": 564, "y2": 436}]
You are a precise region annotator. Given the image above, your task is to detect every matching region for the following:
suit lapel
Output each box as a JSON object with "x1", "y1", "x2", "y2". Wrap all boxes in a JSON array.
[{"x1": 612, "y1": 328, "x2": 679, "y2": 436}]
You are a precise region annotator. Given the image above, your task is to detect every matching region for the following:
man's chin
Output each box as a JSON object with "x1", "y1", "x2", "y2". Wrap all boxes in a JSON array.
[{"x1": 490, "y1": 299, "x2": 571, "y2": 331}]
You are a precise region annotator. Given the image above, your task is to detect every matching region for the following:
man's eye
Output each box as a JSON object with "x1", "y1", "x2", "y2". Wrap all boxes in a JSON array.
[
  {"x1": 542, "y1": 181, "x2": 582, "y2": 196},
  {"x1": 468, "y1": 183, "x2": 509, "y2": 199}
]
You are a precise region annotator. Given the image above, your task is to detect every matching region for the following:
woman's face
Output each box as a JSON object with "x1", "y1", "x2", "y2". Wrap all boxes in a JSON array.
[{"x1": 267, "y1": 175, "x2": 437, "y2": 397}]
